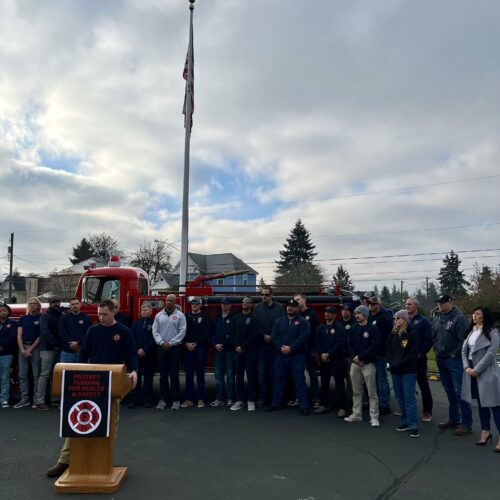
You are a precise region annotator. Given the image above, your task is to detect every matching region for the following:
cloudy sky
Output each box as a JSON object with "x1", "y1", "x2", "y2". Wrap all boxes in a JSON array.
[{"x1": 1, "y1": 0, "x2": 499, "y2": 293}]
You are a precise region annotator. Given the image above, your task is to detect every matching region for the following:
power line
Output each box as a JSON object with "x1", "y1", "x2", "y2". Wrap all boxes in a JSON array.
[
  {"x1": 198, "y1": 174, "x2": 500, "y2": 213},
  {"x1": 210, "y1": 221, "x2": 500, "y2": 241},
  {"x1": 246, "y1": 248, "x2": 500, "y2": 266}
]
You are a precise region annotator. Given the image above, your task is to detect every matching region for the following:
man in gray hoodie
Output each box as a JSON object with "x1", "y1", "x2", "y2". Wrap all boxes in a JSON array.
[{"x1": 432, "y1": 294, "x2": 472, "y2": 435}]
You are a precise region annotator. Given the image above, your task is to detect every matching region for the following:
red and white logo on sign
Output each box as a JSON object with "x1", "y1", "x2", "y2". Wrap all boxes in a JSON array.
[{"x1": 68, "y1": 400, "x2": 102, "y2": 435}]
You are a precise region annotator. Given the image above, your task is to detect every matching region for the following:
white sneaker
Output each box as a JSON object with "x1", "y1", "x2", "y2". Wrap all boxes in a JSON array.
[
  {"x1": 156, "y1": 399, "x2": 166, "y2": 410},
  {"x1": 371, "y1": 419, "x2": 380, "y2": 427},
  {"x1": 230, "y1": 401, "x2": 245, "y2": 411},
  {"x1": 344, "y1": 414, "x2": 362, "y2": 422},
  {"x1": 247, "y1": 401, "x2": 256, "y2": 411},
  {"x1": 14, "y1": 400, "x2": 30, "y2": 409},
  {"x1": 171, "y1": 401, "x2": 180, "y2": 410},
  {"x1": 2, "y1": 401, "x2": 9, "y2": 408},
  {"x1": 210, "y1": 400, "x2": 225, "y2": 407}
]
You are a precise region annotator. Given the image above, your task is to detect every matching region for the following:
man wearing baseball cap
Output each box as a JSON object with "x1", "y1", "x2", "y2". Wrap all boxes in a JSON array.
[
  {"x1": 432, "y1": 294, "x2": 471, "y2": 435},
  {"x1": 268, "y1": 299, "x2": 311, "y2": 415},
  {"x1": 345, "y1": 304, "x2": 381, "y2": 427}
]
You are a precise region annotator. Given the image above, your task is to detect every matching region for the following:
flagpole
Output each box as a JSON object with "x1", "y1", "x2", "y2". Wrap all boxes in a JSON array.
[{"x1": 179, "y1": 0, "x2": 195, "y2": 294}]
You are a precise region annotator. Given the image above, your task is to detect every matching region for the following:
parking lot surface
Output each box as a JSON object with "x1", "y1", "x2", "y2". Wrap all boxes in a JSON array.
[{"x1": 0, "y1": 378, "x2": 498, "y2": 500}]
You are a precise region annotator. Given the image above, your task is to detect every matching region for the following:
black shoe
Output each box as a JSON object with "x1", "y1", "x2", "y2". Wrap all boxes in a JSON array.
[
  {"x1": 438, "y1": 420, "x2": 460, "y2": 429},
  {"x1": 301, "y1": 408, "x2": 310, "y2": 416},
  {"x1": 379, "y1": 407, "x2": 391, "y2": 416},
  {"x1": 144, "y1": 402, "x2": 153, "y2": 408},
  {"x1": 46, "y1": 462, "x2": 69, "y2": 478},
  {"x1": 266, "y1": 405, "x2": 282, "y2": 412}
]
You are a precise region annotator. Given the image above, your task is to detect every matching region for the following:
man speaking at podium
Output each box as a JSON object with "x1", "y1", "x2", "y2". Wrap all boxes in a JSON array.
[{"x1": 47, "y1": 300, "x2": 138, "y2": 477}]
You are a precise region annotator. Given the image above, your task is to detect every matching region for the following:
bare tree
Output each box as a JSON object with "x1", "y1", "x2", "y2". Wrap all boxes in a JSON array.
[
  {"x1": 130, "y1": 240, "x2": 172, "y2": 283},
  {"x1": 87, "y1": 233, "x2": 121, "y2": 260}
]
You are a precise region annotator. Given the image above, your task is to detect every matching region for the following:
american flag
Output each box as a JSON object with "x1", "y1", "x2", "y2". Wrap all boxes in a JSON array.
[{"x1": 182, "y1": 29, "x2": 194, "y2": 129}]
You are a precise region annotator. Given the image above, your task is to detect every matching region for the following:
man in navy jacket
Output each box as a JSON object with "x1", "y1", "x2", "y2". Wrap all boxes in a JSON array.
[
  {"x1": 268, "y1": 299, "x2": 310, "y2": 415},
  {"x1": 315, "y1": 306, "x2": 347, "y2": 417},
  {"x1": 129, "y1": 302, "x2": 156, "y2": 408},
  {"x1": 345, "y1": 305, "x2": 380, "y2": 427}
]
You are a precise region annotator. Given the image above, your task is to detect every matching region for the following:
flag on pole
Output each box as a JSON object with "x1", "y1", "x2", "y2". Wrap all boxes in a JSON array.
[{"x1": 182, "y1": 17, "x2": 194, "y2": 129}]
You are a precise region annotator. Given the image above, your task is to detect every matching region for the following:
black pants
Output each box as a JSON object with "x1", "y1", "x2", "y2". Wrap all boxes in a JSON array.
[
  {"x1": 319, "y1": 357, "x2": 347, "y2": 410},
  {"x1": 157, "y1": 345, "x2": 181, "y2": 403},
  {"x1": 131, "y1": 354, "x2": 155, "y2": 404},
  {"x1": 416, "y1": 355, "x2": 433, "y2": 414}
]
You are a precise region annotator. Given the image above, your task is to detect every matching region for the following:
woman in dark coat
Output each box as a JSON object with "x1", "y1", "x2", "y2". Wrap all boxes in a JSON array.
[
  {"x1": 461, "y1": 306, "x2": 500, "y2": 450},
  {"x1": 386, "y1": 310, "x2": 420, "y2": 438}
]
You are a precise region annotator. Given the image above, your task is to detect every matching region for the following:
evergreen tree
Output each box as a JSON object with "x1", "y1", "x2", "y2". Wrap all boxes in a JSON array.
[
  {"x1": 438, "y1": 250, "x2": 468, "y2": 297},
  {"x1": 462, "y1": 263, "x2": 500, "y2": 314},
  {"x1": 470, "y1": 263, "x2": 495, "y2": 294},
  {"x1": 380, "y1": 286, "x2": 391, "y2": 306},
  {"x1": 373, "y1": 285, "x2": 380, "y2": 296},
  {"x1": 427, "y1": 281, "x2": 439, "y2": 302},
  {"x1": 70, "y1": 238, "x2": 94, "y2": 264},
  {"x1": 275, "y1": 219, "x2": 317, "y2": 274},
  {"x1": 333, "y1": 265, "x2": 354, "y2": 290},
  {"x1": 274, "y1": 261, "x2": 325, "y2": 294},
  {"x1": 390, "y1": 283, "x2": 400, "y2": 305}
]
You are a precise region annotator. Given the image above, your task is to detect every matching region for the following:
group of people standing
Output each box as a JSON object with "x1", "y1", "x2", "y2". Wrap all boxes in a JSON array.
[{"x1": 1, "y1": 288, "x2": 499, "y2": 453}]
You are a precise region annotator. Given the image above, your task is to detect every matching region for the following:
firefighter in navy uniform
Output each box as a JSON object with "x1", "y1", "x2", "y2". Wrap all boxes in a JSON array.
[
  {"x1": 46, "y1": 300, "x2": 138, "y2": 478},
  {"x1": 229, "y1": 297, "x2": 260, "y2": 411},
  {"x1": 181, "y1": 297, "x2": 211, "y2": 408},
  {"x1": 268, "y1": 299, "x2": 311, "y2": 415},
  {"x1": 315, "y1": 306, "x2": 347, "y2": 417},
  {"x1": 129, "y1": 302, "x2": 156, "y2": 408}
]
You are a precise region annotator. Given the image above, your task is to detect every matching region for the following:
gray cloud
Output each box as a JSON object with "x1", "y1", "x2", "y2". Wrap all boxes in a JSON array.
[{"x1": 0, "y1": 0, "x2": 499, "y2": 292}]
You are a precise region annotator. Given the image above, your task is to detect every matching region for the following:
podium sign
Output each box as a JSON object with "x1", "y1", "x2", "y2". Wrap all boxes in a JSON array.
[
  {"x1": 60, "y1": 370, "x2": 112, "y2": 438},
  {"x1": 52, "y1": 363, "x2": 133, "y2": 493}
]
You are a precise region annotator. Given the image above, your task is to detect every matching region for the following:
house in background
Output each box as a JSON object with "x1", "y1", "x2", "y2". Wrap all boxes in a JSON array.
[
  {"x1": 150, "y1": 272, "x2": 179, "y2": 296},
  {"x1": 170, "y1": 252, "x2": 258, "y2": 293},
  {"x1": 46, "y1": 257, "x2": 108, "y2": 300}
]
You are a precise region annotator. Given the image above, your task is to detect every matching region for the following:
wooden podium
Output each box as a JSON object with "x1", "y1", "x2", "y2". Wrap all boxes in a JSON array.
[{"x1": 52, "y1": 363, "x2": 133, "y2": 494}]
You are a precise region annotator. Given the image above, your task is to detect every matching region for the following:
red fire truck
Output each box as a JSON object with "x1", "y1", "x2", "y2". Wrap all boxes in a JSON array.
[{"x1": 10, "y1": 256, "x2": 360, "y2": 321}]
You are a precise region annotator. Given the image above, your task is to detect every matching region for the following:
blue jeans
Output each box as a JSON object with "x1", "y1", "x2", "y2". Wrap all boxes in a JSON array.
[
  {"x1": 183, "y1": 345, "x2": 206, "y2": 402},
  {"x1": 0, "y1": 355, "x2": 14, "y2": 402},
  {"x1": 272, "y1": 353, "x2": 308, "y2": 410},
  {"x1": 214, "y1": 349, "x2": 234, "y2": 402},
  {"x1": 437, "y1": 355, "x2": 472, "y2": 427},
  {"x1": 392, "y1": 372, "x2": 418, "y2": 430},
  {"x1": 36, "y1": 350, "x2": 60, "y2": 405},
  {"x1": 60, "y1": 351, "x2": 79, "y2": 363},
  {"x1": 375, "y1": 357, "x2": 391, "y2": 409}
]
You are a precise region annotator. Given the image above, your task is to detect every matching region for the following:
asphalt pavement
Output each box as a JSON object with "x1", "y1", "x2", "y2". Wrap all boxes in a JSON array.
[{"x1": 0, "y1": 377, "x2": 498, "y2": 500}]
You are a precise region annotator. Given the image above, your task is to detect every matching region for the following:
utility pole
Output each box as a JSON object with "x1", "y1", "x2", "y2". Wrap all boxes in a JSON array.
[
  {"x1": 7, "y1": 232, "x2": 14, "y2": 303},
  {"x1": 400, "y1": 280, "x2": 404, "y2": 309},
  {"x1": 425, "y1": 276, "x2": 429, "y2": 299}
]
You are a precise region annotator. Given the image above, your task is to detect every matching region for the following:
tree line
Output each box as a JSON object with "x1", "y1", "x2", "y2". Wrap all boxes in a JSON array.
[{"x1": 62, "y1": 222, "x2": 500, "y2": 316}]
